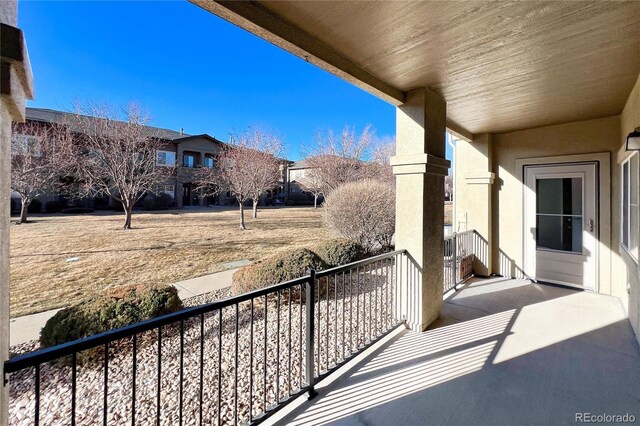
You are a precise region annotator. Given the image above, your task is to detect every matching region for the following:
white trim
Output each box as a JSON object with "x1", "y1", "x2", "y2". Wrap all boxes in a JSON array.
[
  {"x1": 620, "y1": 152, "x2": 639, "y2": 263},
  {"x1": 516, "y1": 152, "x2": 611, "y2": 294},
  {"x1": 465, "y1": 172, "x2": 495, "y2": 185}
]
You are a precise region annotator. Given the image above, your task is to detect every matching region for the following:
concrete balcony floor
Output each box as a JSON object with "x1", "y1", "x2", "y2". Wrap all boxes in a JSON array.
[{"x1": 278, "y1": 277, "x2": 640, "y2": 425}]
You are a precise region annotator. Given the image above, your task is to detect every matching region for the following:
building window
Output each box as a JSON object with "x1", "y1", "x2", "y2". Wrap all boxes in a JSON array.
[
  {"x1": 183, "y1": 154, "x2": 196, "y2": 168},
  {"x1": 203, "y1": 156, "x2": 214, "y2": 168},
  {"x1": 622, "y1": 153, "x2": 639, "y2": 261},
  {"x1": 156, "y1": 150, "x2": 176, "y2": 167},
  {"x1": 157, "y1": 185, "x2": 175, "y2": 198}
]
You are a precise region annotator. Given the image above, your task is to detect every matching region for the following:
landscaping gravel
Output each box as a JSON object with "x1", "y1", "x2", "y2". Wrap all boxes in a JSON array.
[{"x1": 8, "y1": 266, "x2": 398, "y2": 425}]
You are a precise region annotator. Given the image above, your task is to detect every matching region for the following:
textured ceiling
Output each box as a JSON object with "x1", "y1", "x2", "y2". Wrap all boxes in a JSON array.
[{"x1": 200, "y1": 1, "x2": 640, "y2": 135}]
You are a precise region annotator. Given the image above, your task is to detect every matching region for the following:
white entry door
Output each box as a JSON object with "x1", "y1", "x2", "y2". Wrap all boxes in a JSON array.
[{"x1": 524, "y1": 163, "x2": 598, "y2": 291}]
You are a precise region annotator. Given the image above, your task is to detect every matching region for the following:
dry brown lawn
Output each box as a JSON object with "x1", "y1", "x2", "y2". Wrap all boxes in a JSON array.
[{"x1": 10, "y1": 207, "x2": 332, "y2": 317}]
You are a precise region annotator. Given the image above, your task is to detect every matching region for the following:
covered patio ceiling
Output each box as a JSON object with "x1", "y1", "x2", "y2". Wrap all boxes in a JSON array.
[{"x1": 192, "y1": 0, "x2": 640, "y2": 137}]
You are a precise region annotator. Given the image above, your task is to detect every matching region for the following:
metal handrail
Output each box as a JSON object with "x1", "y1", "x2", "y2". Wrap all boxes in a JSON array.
[
  {"x1": 6, "y1": 249, "x2": 406, "y2": 373},
  {"x1": 4, "y1": 249, "x2": 407, "y2": 425},
  {"x1": 5, "y1": 275, "x2": 307, "y2": 373}
]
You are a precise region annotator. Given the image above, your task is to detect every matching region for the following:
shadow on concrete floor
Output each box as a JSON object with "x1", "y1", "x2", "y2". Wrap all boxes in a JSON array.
[{"x1": 279, "y1": 278, "x2": 640, "y2": 426}]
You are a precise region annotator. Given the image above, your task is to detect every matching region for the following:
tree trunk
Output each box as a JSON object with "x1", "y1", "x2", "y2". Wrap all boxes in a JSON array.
[
  {"x1": 239, "y1": 202, "x2": 246, "y2": 230},
  {"x1": 123, "y1": 202, "x2": 133, "y2": 229},
  {"x1": 19, "y1": 199, "x2": 30, "y2": 224},
  {"x1": 314, "y1": 194, "x2": 318, "y2": 209},
  {"x1": 252, "y1": 199, "x2": 258, "y2": 219}
]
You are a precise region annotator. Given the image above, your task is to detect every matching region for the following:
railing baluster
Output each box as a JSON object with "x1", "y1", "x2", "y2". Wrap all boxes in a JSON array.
[
  {"x1": 157, "y1": 326, "x2": 162, "y2": 425},
  {"x1": 132, "y1": 333, "x2": 137, "y2": 426},
  {"x1": 234, "y1": 304, "x2": 239, "y2": 426},
  {"x1": 341, "y1": 271, "x2": 346, "y2": 361},
  {"x1": 287, "y1": 287, "x2": 292, "y2": 397},
  {"x1": 179, "y1": 319, "x2": 184, "y2": 426},
  {"x1": 249, "y1": 299, "x2": 254, "y2": 423},
  {"x1": 218, "y1": 309, "x2": 222, "y2": 426},
  {"x1": 325, "y1": 276, "x2": 329, "y2": 371},
  {"x1": 405, "y1": 253, "x2": 409, "y2": 323},
  {"x1": 334, "y1": 273, "x2": 338, "y2": 366},
  {"x1": 375, "y1": 261, "x2": 379, "y2": 337},
  {"x1": 34, "y1": 364, "x2": 40, "y2": 426},
  {"x1": 356, "y1": 265, "x2": 360, "y2": 349},
  {"x1": 103, "y1": 343, "x2": 109, "y2": 426},
  {"x1": 199, "y1": 314, "x2": 205, "y2": 426},
  {"x1": 276, "y1": 290, "x2": 281, "y2": 403},
  {"x1": 368, "y1": 263, "x2": 373, "y2": 343},
  {"x1": 298, "y1": 283, "x2": 303, "y2": 390},
  {"x1": 453, "y1": 233, "x2": 458, "y2": 289},
  {"x1": 71, "y1": 352, "x2": 77, "y2": 426},
  {"x1": 384, "y1": 259, "x2": 389, "y2": 328},
  {"x1": 263, "y1": 295, "x2": 267, "y2": 413},
  {"x1": 305, "y1": 269, "x2": 317, "y2": 398},
  {"x1": 349, "y1": 269, "x2": 353, "y2": 354},
  {"x1": 316, "y1": 273, "x2": 320, "y2": 372}
]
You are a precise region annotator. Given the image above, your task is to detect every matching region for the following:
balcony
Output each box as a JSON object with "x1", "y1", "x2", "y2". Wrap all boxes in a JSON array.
[
  {"x1": 6, "y1": 250, "x2": 407, "y2": 425},
  {"x1": 277, "y1": 277, "x2": 640, "y2": 425},
  {"x1": 5, "y1": 231, "x2": 639, "y2": 425}
]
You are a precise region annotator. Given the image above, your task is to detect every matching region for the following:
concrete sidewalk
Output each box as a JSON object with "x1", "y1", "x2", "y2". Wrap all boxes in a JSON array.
[{"x1": 10, "y1": 265, "x2": 245, "y2": 346}]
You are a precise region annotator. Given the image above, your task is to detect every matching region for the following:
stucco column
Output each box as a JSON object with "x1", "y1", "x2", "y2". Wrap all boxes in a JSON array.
[
  {"x1": 1, "y1": 2, "x2": 34, "y2": 423},
  {"x1": 391, "y1": 88, "x2": 449, "y2": 331},
  {"x1": 454, "y1": 133, "x2": 494, "y2": 276}
]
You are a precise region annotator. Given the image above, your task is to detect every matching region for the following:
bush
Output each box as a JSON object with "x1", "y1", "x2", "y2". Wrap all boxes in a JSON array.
[
  {"x1": 232, "y1": 248, "x2": 326, "y2": 295},
  {"x1": 144, "y1": 193, "x2": 173, "y2": 210},
  {"x1": 10, "y1": 199, "x2": 16, "y2": 213},
  {"x1": 27, "y1": 199, "x2": 42, "y2": 213},
  {"x1": 40, "y1": 284, "x2": 182, "y2": 349},
  {"x1": 285, "y1": 192, "x2": 313, "y2": 206},
  {"x1": 45, "y1": 200, "x2": 65, "y2": 213},
  {"x1": 61, "y1": 207, "x2": 94, "y2": 214},
  {"x1": 324, "y1": 179, "x2": 395, "y2": 254},
  {"x1": 313, "y1": 239, "x2": 364, "y2": 267}
]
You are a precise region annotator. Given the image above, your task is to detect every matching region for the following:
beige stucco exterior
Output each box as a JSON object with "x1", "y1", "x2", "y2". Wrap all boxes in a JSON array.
[
  {"x1": 455, "y1": 74, "x2": 640, "y2": 341},
  {"x1": 392, "y1": 88, "x2": 449, "y2": 331},
  {"x1": 619, "y1": 73, "x2": 640, "y2": 341},
  {"x1": 457, "y1": 116, "x2": 620, "y2": 285}
]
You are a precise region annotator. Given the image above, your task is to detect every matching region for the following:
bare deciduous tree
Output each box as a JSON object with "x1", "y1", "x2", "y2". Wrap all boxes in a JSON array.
[
  {"x1": 365, "y1": 136, "x2": 395, "y2": 184},
  {"x1": 63, "y1": 102, "x2": 173, "y2": 229},
  {"x1": 197, "y1": 129, "x2": 282, "y2": 229},
  {"x1": 10, "y1": 120, "x2": 72, "y2": 224},
  {"x1": 445, "y1": 175, "x2": 453, "y2": 201},
  {"x1": 296, "y1": 169, "x2": 324, "y2": 208},
  {"x1": 303, "y1": 125, "x2": 376, "y2": 195}
]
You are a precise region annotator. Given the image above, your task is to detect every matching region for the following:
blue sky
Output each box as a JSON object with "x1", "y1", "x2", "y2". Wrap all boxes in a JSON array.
[{"x1": 20, "y1": 1, "x2": 452, "y2": 162}]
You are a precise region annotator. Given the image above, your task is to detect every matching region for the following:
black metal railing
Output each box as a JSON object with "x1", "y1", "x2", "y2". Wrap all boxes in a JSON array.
[
  {"x1": 443, "y1": 229, "x2": 486, "y2": 292},
  {"x1": 5, "y1": 250, "x2": 406, "y2": 426}
]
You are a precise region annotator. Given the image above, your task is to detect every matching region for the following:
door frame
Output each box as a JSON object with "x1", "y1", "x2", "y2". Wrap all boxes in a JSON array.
[
  {"x1": 516, "y1": 152, "x2": 611, "y2": 294},
  {"x1": 523, "y1": 163, "x2": 598, "y2": 290}
]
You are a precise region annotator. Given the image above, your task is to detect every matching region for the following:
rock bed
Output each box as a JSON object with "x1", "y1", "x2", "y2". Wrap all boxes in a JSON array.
[{"x1": 8, "y1": 266, "x2": 398, "y2": 425}]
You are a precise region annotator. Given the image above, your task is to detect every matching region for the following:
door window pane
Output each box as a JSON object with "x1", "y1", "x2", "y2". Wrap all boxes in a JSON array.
[
  {"x1": 536, "y1": 178, "x2": 582, "y2": 215},
  {"x1": 536, "y1": 216, "x2": 583, "y2": 252},
  {"x1": 536, "y1": 177, "x2": 583, "y2": 253}
]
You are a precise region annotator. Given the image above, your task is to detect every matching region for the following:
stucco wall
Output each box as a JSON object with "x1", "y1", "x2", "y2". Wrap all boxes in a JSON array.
[
  {"x1": 489, "y1": 116, "x2": 621, "y2": 295},
  {"x1": 619, "y1": 73, "x2": 640, "y2": 341}
]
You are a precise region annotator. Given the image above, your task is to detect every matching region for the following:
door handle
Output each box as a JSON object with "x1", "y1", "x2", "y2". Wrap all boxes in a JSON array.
[{"x1": 588, "y1": 219, "x2": 594, "y2": 233}]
